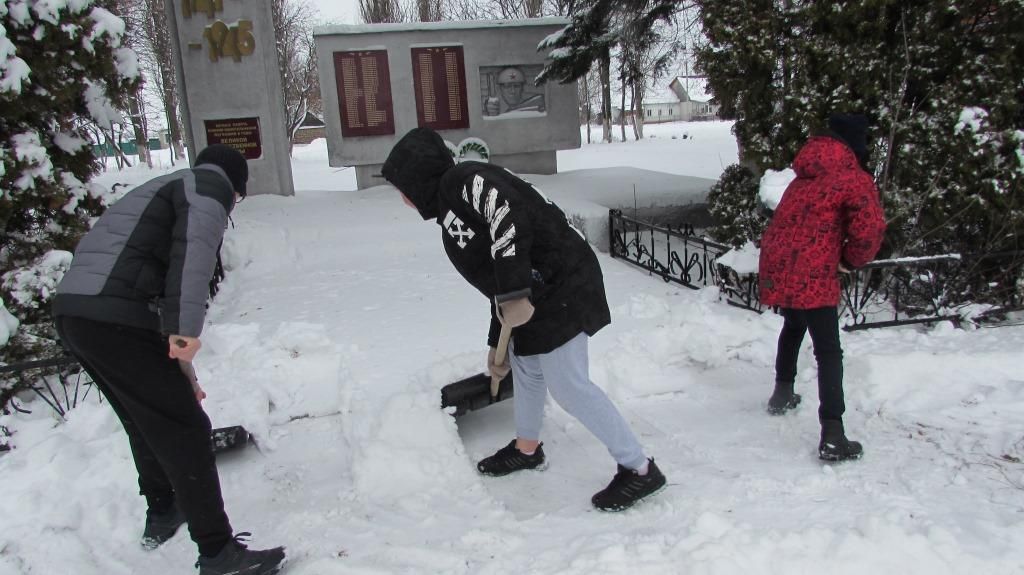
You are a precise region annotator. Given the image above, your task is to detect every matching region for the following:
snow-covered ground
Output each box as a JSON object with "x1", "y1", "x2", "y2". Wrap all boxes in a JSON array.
[{"x1": 2, "y1": 121, "x2": 1023, "y2": 574}]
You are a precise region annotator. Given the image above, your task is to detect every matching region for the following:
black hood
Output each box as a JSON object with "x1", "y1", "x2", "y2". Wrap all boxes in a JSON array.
[
  {"x1": 381, "y1": 128, "x2": 455, "y2": 220},
  {"x1": 827, "y1": 112, "x2": 869, "y2": 167}
]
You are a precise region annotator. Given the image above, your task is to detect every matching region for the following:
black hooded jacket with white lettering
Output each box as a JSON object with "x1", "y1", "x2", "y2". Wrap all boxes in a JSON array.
[
  {"x1": 53, "y1": 164, "x2": 235, "y2": 338},
  {"x1": 382, "y1": 128, "x2": 610, "y2": 356}
]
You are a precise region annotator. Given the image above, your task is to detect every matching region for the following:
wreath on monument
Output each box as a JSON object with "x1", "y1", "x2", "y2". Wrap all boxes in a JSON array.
[
  {"x1": 457, "y1": 138, "x2": 489, "y2": 162},
  {"x1": 441, "y1": 138, "x2": 490, "y2": 163}
]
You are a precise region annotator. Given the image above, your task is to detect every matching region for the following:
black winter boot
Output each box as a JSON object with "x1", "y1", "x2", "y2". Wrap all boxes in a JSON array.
[
  {"x1": 141, "y1": 504, "x2": 186, "y2": 550},
  {"x1": 767, "y1": 383, "x2": 801, "y2": 415},
  {"x1": 819, "y1": 419, "x2": 863, "y2": 462},
  {"x1": 477, "y1": 439, "x2": 545, "y2": 476},
  {"x1": 591, "y1": 459, "x2": 666, "y2": 511},
  {"x1": 196, "y1": 533, "x2": 286, "y2": 575}
]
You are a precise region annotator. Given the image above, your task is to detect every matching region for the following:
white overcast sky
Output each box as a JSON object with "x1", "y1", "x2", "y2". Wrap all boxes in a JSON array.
[{"x1": 308, "y1": 0, "x2": 362, "y2": 25}]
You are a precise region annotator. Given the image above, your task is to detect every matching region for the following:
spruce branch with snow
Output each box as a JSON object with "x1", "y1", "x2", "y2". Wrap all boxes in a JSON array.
[
  {"x1": 536, "y1": 0, "x2": 679, "y2": 143},
  {"x1": 1, "y1": 0, "x2": 139, "y2": 361}
]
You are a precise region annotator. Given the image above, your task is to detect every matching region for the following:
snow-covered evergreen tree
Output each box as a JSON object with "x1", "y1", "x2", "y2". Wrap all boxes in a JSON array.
[
  {"x1": 696, "y1": 0, "x2": 1024, "y2": 303},
  {"x1": 536, "y1": 0, "x2": 678, "y2": 143},
  {"x1": 1, "y1": 0, "x2": 138, "y2": 361}
]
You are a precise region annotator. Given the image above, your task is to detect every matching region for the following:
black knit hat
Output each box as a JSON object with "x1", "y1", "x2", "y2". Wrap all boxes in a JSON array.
[
  {"x1": 195, "y1": 144, "x2": 249, "y2": 197},
  {"x1": 827, "y1": 113, "x2": 869, "y2": 165}
]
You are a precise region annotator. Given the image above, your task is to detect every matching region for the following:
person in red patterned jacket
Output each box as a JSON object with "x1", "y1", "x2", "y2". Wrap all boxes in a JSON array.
[{"x1": 758, "y1": 113, "x2": 887, "y2": 462}]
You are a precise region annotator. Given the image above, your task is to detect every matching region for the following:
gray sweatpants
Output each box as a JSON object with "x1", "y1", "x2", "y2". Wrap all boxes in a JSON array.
[{"x1": 510, "y1": 332, "x2": 648, "y2": 470}]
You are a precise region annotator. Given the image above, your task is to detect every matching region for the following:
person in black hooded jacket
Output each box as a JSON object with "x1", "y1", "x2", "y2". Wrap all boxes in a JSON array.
[{"x1": 382, "y1": 128, "x2": 666, "y2": 511}]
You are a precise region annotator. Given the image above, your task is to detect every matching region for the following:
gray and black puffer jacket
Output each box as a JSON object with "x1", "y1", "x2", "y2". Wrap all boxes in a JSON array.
[
  {"x1": 53, "y1": 164, "x2": 235, "y2": 338},
  {"x1": 383, "y1": 128, "x2": 611, "y2": 356}
]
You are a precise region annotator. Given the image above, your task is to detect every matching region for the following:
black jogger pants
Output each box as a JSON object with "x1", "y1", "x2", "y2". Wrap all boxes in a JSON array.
[
  {"x1": 774, "y1": 306, "x2": 845, "y2": 421},
  {"x1": 55, "y1": 315, "x2": 231, "y2": 555}
]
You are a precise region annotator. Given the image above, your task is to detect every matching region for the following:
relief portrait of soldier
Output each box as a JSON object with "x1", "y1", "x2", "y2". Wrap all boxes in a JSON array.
[{"x1": 483, "y1": 66, "x2": 546, "y2": 116}]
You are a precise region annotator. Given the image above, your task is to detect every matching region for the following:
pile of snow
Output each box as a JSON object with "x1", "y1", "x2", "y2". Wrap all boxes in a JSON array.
[
  {"x1": 0, "y1": 297, "x2": 18, "y2": 348},
  {"x1": 759, "y1": 168, "x2": 796, "y2": 210},
  {"x1": 716, "y1": 240, "x2": 760, "y2": 275},
  {"x1": 560, "y1": 121, "x2": 739, "y2": 180}
]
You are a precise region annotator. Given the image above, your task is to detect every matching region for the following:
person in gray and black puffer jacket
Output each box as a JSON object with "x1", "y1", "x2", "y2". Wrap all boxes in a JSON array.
[
  {"x1": 383, "y1": 128, "x2": 667, "y2": 512},
  {"x1": 53, "y1": 145, "x2": 286, "y2": 575}
]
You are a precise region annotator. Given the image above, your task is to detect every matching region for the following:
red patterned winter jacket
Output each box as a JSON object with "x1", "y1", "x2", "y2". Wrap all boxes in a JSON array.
[{"x1": 758, "y1": 136, "x2": 886, "y2": 309}]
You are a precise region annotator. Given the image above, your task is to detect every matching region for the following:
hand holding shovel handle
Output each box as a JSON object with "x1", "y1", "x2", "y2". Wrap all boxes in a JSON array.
[
  {"x1": 173, "y1": 338, "x2": 206, "y2": 402},
  {"x1": 491, "y1": 322, "x2": 512, "y2": 401},
  {"x1": 179, "y1": 359, "x2": 206, "y2": 402},
  {"x1": 170, "y1": 338, "x2": 251, "y2": 453}
]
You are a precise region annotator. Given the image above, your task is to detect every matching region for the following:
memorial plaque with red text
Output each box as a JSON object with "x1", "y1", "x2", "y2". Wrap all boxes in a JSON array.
[
  {"x1": 333, "y1": 50, "x2": 395, "y2": 137},
  {"x1": 411, "y1": 46, "x2": 469, "y2": 131}
]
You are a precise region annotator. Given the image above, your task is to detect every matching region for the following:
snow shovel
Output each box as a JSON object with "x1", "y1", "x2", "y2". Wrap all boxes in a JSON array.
[
  {"x1": 440, "y1": 323, "x2": 514, "y2": 417},
  {"x1": 177, "y1": 357, "x2": 252, "y2": 454}
]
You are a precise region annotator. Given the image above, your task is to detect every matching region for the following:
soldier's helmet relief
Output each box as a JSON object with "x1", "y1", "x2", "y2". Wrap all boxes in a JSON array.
[{"x1": 497, "y1": 67, "x2": 524, "y2": 85}]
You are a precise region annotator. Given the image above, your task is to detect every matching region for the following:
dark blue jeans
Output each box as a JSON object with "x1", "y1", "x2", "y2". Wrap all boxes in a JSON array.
[{"x1": 774, "y1": 307, "x2": 845, "y2": 421}]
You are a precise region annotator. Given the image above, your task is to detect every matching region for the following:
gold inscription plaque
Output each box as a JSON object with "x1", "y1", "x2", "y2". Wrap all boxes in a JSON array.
[
  {"x1": 333, "y1": 50, "x2": 395, "y2": 137},
  {"x1": 411, "y1": 46, "x2": 468, "y2": 130}
]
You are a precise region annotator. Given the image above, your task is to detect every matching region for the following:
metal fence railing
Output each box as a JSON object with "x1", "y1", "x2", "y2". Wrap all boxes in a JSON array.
[
  {"x1": 608, "y1": 209, "x2": 761, "y2": 311},
  {"x1": 609, "y1": 209, "x2": 725, "y2": 288},
  {"x1": 841, "y1": 252, "x2": 1024, "y2": 330},
  {"x1": 0, "y1": 355, "x2": 97, "y2": 418},
  {"x1": 608, "y1": 209, "x2": 1024, "y2": 330}
]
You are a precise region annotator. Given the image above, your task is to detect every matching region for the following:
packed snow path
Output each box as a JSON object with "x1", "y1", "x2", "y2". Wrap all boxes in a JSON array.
[{"x1": 3, "y1": 124, "x2": 1023, "y2": 574}]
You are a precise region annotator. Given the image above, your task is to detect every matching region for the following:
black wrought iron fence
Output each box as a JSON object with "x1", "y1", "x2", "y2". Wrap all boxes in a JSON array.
[
  {"x1": 609, "y1": 209, "x2": 723, "y2": 288},
  {"x1": 608, "y1": 209, "x2": 761, "y2": 311},
  {"x1": 842, "y1": 252, "x2": 1024, "y2": 330},
  {"x1": 0, "y1": 355, "x2": 97, "y2": 418},
  {"x1": 608, "y1": 209, "x2": 1024, "y2": 330}
]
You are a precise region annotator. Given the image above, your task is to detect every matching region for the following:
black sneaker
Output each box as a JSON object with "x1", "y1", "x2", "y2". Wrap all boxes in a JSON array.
[
  {"x1": 141, "y1": 505, "x2": 186, "y2": 550},
  {"x1": 477, "y1": 439, "x2": 545, "y2": 476},
  {"x1": 767, "y1": 387, "x2": 801, "y2": 415},
  {"x1": 196, "y1": 533, "x2": 286, "y2": 575},
  {"x1": 591, "y1": 458, "x2": 666, "y2": 511},
  {"x1": 818, "y1": 419, "x2": 863, "y2": 462}
]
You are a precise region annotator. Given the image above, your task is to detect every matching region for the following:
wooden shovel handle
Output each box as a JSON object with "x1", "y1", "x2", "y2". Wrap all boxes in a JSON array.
[
  {"x1": 490, "y1": 322, "x2": 512, "y2": 398},
  {"x1": 494, "y1": 322, "x2": 512, "y2": 365}
]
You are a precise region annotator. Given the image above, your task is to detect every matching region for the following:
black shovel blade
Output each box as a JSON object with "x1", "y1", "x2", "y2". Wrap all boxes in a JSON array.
[
  {"x1": 441, "y1": 372, "x2": 514, "y2": 417},
  {"x1": 211, "y1": 425, "x2": 251, "y2": 454}
]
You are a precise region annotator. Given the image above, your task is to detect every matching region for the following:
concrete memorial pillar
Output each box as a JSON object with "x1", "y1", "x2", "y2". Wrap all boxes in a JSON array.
[{"x1": 166, "y1": 0, "x2": 294, "y2": 196}]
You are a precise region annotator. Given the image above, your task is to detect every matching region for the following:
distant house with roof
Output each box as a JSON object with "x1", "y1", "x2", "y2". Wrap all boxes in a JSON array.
[
  {"x1": 607, "y1": 77, "x2": 720, "y2": 124},
  {"x1": 292, "y1": 112, "x2": 326, "y2": 145}
]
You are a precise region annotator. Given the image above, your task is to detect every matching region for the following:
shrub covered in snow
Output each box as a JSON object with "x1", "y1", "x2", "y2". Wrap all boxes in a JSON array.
[
  {"x1": 2, "y1": 250, "x2": 73, "y2": 321},
  {"x1": 1, "y1": 1, "x2": 138, "y2": 364},
  {"x1": 707, "y1": 164, "x2": 766, "y2": 249}
]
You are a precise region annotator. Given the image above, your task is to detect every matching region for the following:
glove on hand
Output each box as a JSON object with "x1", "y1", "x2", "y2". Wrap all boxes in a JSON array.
[
  {"x1": 488, "y1": 347, "x2": 511, "y2": 379},
  {"x1": 497, "y1": 297, "x2": 535, "y2": 327}
]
